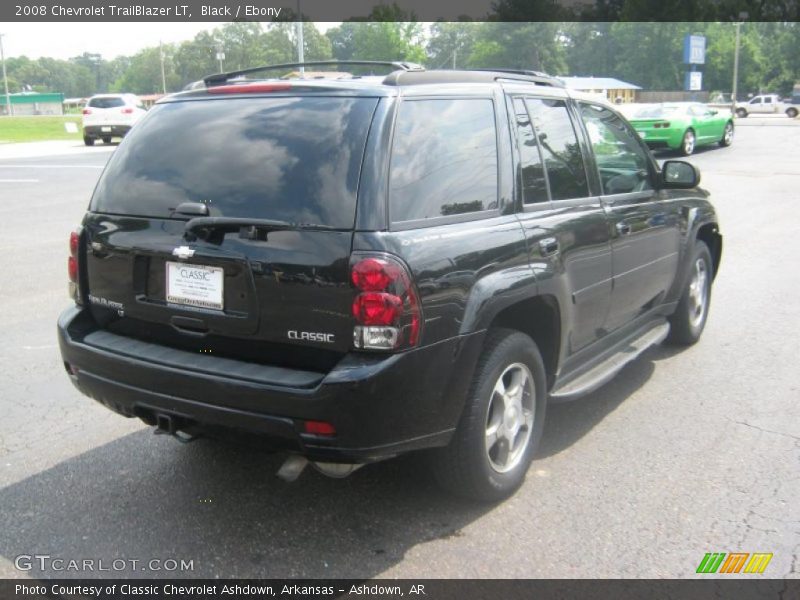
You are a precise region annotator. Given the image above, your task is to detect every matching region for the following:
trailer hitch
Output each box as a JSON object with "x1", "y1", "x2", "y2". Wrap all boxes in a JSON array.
[{"x1": 154, "y1": 413, "x2": 200, "y2": 443}]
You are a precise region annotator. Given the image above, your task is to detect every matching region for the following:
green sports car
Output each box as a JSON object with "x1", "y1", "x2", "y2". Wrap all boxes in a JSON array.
[{"x1": 627, "y1": 103, "x2": 734, "y2": 156}]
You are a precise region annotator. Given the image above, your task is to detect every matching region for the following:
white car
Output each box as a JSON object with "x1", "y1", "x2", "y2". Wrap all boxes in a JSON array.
[{"x1": 81, "y1": 94, "x2": 147, "y2": 145}]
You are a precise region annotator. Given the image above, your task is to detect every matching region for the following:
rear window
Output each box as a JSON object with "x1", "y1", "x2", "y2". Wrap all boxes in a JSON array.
[
  {"x1": 632, "y1": 105, "x2": 682, "y2": 118},
  {"x1": 88, "y1": 97, "x2": 126, "y2": 108},
  {"x1": 91, "y1": 96, "x2": 378, "y2": 229},
  {"x1": 389, "y1": 98, "x2": 498, "y2": 223}
]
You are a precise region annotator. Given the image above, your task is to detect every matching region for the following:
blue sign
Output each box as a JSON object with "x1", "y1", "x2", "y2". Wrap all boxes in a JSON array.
[{"x1": 683, "y1": 34, "x2": 706, "y2": 65}]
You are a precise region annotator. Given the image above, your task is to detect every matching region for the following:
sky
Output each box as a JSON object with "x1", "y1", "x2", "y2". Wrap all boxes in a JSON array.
[{"x1": 0, "y1": 22, "x2": 340, "y2": 60}]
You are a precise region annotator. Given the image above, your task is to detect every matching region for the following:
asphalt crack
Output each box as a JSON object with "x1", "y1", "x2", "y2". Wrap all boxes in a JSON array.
[{"x1": 729, "y1": 419, "x2": 800, "y2": 442}]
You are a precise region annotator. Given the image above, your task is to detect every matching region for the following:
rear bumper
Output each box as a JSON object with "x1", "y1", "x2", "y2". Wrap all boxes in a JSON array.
[
  {"x1": 83, "y1": 125, "x2": 131, "y2": 137},
  {"x1": 644, "y1": 140, "x2": 672, "y2": 150},
  {"x1": 58, "y1": 306, "x2": 485, "y2": 462}
]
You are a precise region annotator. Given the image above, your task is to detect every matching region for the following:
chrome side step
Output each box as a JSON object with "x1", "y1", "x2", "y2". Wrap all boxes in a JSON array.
[{"x1": 549, "y1": 321, "x2": 670, "y2": 402}]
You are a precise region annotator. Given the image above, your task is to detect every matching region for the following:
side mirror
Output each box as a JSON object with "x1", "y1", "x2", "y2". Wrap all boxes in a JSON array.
[
  {"x1": 661, "y1": 160, "x2": 700, "y2": 189},
  {"x1": 709, "y1": 109, "x2": 718, "y2": 115}
]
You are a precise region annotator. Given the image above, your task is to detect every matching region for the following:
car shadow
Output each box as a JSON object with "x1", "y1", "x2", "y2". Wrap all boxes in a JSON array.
[
  {"x1": 537, "y1": 345, "x2": 671, "y2": 458},
  {"x1": 0, "y1": 428, "x2": 490, "y2": 579},
  {"x1": 0, "y1": 345, "x2": 678, "y2": 579}
]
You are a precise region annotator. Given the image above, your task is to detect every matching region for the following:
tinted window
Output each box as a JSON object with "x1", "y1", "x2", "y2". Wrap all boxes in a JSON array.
[
  {"x1": 579, "y1": 103, "x2": 653, "y2": 195},
  {"x1": 513, "y1": 98, "x2": 548, "y2": 204},
  {"x1": 88, "y1": 97, "x2": 126, "y2": 108},
  {"x1": 389, "y1": 99, "x2": 497, "y2": 222},
  {"x1": 524, "y1": 98, "x2": 589, "y2": 201},
  {"x1": 91, "y1": 97, "x2": 378, "y2": 228}
]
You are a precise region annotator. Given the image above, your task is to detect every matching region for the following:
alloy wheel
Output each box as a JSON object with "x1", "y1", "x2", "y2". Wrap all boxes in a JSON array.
[
  {"x1": 485, "y1": 362, "x2": 536, "y2": 473},
  {"x1": 688, "y1": 257, "x2": 708, "y2": 328},
  {"x1": 683, "y1": 131, "x2": 696, "y2": 155}
]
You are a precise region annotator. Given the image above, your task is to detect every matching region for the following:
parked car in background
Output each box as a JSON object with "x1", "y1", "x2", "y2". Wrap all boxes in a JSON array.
[
  {"x1": 735, "y1": 94, "x2": 798, "y2": 118},
  {"x1": 627, "y1": 103, "x2": 734, "y2": 155},
  {"x1": 59, "y1": 62, "x2": 722, "y2": 502},
  {"x1": 82, "y1": 94, "x2": 146, "y2": 146}
]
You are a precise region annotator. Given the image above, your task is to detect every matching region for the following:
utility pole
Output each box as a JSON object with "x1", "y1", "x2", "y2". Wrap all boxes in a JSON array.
[
  {"x1": 0, "y1": 33, "x2": 12, "y2": 117},
  {"x1": 452, "y1": 48, "x2": 457, "y2": 69},
  {"x1": 296, "y1": 0, "x2": 304, "y2": 75},
  {"x1": 159, "y1": 41, "x2": 167, "y2": 94},
  {"x1": 731, "y1": 12, "x2": 748, "y2": 116},
  {"x1": 215, "y1": 42, "x2": 225, "y2": 73}
]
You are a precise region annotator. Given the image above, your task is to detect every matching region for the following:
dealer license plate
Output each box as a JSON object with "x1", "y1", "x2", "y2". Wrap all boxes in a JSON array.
[
  {"x1": 166, "y1": 262, "x2": 224, "y2": 310},
  {"x1": 101, "y1": 126, "x2": 112, "y2": 132}
]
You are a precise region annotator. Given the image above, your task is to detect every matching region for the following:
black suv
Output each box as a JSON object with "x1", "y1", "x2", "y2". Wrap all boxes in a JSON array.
[{"x1": 58, "y1": 61, "x2": 722, "y2": 501}]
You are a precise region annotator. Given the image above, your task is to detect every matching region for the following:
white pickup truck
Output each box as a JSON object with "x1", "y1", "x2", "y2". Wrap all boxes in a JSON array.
[{"x1": 735, "y1": 94, "x2": 799, "y2": 118}]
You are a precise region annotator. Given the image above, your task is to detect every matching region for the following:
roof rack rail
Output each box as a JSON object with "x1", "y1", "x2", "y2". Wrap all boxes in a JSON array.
[
  {"x1": 478, "y1": 69, "x2": 564, "y2": 87},
  {"x1": 204, "y1": 60, "x2": 425, "y2": 87},
  {"x1": 474, "y1": 68, "x2": 551, "y2": 78},
  {"x1": 382, "y1": 68, "x2": 565, "y2": 88}
]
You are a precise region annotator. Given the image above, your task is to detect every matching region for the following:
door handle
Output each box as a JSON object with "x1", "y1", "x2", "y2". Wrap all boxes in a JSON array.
[
  {"x1": 539, "y1": 237, "x2": 559, "y2": 256},
  {"x1": 615, "y1": 221, "x2": 632, "y2": 236}
]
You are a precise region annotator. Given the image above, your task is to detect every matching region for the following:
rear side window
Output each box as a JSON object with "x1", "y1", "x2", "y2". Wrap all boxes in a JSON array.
[
  {"x1": 88, "y1": 97, "x2": 126, "y2": 108},
  {"x1": 91, "y1": 96, "x2": 378, "y2": 229},
  {"x1": 524, "y1": 98, "x2": 589, "y2": 201},
  {"x1": 389, "y1": 98, "x2": 498, "y2": 223},
  {"x1": 512, "y1": 98, "x2": 548, "y2": 204}
]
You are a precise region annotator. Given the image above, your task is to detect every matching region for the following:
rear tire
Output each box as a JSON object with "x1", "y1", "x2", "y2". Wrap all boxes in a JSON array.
[
  {"x1": 102, "y1": 136, "x2": 112, "y2": 144},
  {"x1": 83, "y1": 136, "x2": 95, "y2": 146},
  {"x1": 787, "y1": 107, "x2": 798, "y2": 119},
  {"x1": 735, "y1": 108, "x2": 748, "y2": 118},
  {"x1": 719, "y1": 122, "x2": 734, "y2": 147},
  {"x1": 429, "y1": 328, "x2": 547, "y2": 502},
  {"x1": 667, "y1": 242, "x2": 713, "y2": 346},
  {"x1": 680, "y1": 129, "x2": 696, "y2": 156}
]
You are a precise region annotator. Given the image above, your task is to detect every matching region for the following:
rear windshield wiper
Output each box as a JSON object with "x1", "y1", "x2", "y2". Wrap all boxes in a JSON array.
[{"x1": 184, "y1": 217, "x2": 336, "y2": 244}]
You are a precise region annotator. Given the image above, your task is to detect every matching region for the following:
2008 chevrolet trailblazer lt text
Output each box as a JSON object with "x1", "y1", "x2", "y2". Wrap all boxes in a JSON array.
[{"x1": 57, "y1": 61, "x2": 722, "y2": 501}]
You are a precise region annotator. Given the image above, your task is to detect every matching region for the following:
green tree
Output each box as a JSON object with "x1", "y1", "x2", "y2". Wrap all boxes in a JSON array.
[
  {"x1": 466, "y1": 23, "x2": 567, "y2": 74},
  {"x1": 326, "y1": 4, "x2": 426, "y2": 65},
  {"x1": 426, "y1": 21, "x2": 480, "y2": 69},
  {"x1": 112, "y1": 46, "x2": 180, "y2": 94}
]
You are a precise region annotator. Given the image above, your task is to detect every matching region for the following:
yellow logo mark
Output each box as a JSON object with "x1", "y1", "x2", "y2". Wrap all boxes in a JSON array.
[{"x1": 744, "y1": 553, "x2": 773, "y2": 574}]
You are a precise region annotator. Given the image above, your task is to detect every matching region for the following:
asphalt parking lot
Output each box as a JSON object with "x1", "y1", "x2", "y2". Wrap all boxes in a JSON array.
[{"x1": 0, "y1": 119, "x2": 798, "y2": 579}]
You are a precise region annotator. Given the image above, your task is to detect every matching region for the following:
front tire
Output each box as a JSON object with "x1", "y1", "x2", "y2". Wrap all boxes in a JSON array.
[
  {"x1": 680, "y1": 129, "x2": 696, "y2": 156},
  {"x1": 787, "y1": 107, "x2": 798, "y2": 119},
  {"x1": 667, "y1": 242, "x2": 713, "y2": 346},
  {"x1": 430, "y1": 328, "x2": 547, "y2": 502},
  {"x1": 719, "y1": 122, "x2": 734, "y2": 146}
]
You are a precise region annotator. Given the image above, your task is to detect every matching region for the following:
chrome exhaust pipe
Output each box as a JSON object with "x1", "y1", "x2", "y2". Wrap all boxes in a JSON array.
[
  {"x1": 311, "y1": 462, "x2": 364, "y2": 478},
  {"x1": 276, "y1": 455, "x2": 309, "y2": 482},
  {"x1": 276, "y1": 455, "x2": 364, "y2": 482}
]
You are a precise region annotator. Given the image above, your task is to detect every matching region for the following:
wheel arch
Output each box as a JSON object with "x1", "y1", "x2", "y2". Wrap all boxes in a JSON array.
[
  {"x1": 697, "y1": 222, "x2": 722, "y2": 280},
  {"x1": 488, "y1": 295, "x2": 561, "y2": 391}
]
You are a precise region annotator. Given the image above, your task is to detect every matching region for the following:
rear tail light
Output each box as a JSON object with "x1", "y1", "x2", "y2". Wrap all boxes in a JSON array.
[
  {"x1": 121, "y1": 107, "x2": 134, "y2": 114},
  {"x1": 351, "y1": 253, "x2": 421, "y2": 351},
  {"x1": 82, "y1": 108, "x2": 91, "y2": 115},
  {"x1": 68, "y1": 229, "x2": 82, "y2": 303}
]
